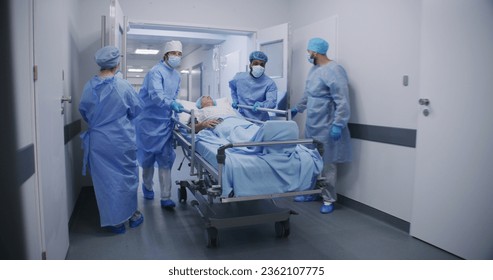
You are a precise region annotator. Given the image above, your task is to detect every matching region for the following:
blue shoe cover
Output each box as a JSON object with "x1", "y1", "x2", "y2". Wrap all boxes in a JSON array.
[
  {"x1": 294, "y1": 194, "x2": 321, "y2": 202},
  {"x1": 320, "y1": 203, "x2": 334, "y2": 214},
  {"x1": 129, "y1": 211, "x2": 144, "y2": 228},
  {"x1": 107, "y1": 224, "x2": 126, "y2": 234},
  {"x1": 142, "y1": 185, "x2": 154, "y2": 200},
  {"x1": 160, "y1": 199, "x2": 176, "y2": 209}
]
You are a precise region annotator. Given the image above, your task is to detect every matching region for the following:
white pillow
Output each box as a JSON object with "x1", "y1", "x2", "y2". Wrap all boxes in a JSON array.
[{"x1": 215, "y1": 97, "x2": 231, "y2": 107}]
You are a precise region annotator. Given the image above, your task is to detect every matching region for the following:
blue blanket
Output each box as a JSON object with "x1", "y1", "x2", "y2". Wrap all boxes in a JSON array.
[{"x1": 195, "y1": 117, "x2": 323, "y2": 197}]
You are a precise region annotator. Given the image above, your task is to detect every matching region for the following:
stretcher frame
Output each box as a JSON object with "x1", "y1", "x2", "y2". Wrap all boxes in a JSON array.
[{"x1": 172, "y1": 105, "x2": 324, "y2": 247}]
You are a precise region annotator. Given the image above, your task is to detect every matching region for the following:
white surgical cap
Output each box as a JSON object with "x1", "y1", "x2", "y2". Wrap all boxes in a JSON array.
[
  {"x1": 164, "y1": 40, "x2": 183, "y2": 54},
  {"x1": 95, "y1": 46, "x2": 120, "y2": 68}
]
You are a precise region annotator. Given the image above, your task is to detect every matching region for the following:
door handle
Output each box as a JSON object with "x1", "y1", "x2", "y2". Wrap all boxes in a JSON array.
[
  {"x1": 418, "y1": 98, "x2": 431, "y2": 117},
  {"x1": 418, "y1": 98, "x2": 430, "y2": 106},
  {"x1": 61, "y1": 96, "x2": 72, "y2": 114},
  {"x1": 61, "y1": 96, "x2": 72, "y2": 103}
]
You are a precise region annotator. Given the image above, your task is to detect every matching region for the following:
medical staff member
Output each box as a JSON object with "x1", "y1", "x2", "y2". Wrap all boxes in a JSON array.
[
  {"x1": 291, "y1": 38, "x2": 352, "y2": 214},
  {"x1": 136, "y1": 40, "x2": 184, "y2": 209},
  {"x1": 79, "y1": 46, "x2": 144, "y2": 233},
  {"x1": 229, "y1": 51, "x2": 277, "y2": 121}
]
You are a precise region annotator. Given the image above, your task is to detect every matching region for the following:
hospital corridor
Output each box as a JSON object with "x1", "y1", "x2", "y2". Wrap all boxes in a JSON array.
[{"x1": 2, "y1": 0, "x2": 493, "y2": 265}]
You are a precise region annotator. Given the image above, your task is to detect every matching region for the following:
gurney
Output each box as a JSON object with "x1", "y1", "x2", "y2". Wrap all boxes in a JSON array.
[{"x1": 172, "y1": 101, "x2": 324, "y2": 247}]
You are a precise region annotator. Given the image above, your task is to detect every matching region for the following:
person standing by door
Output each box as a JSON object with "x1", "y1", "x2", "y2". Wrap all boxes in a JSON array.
[
  {"x1": 135, "y1": 40, "x2": 184, "y2": 209},
  {"x1": 229, "y1": 51, "x2": 278, "y2": 121},
  {"x1": 79, "y1": 46, "x2": 144, "y2": 233},
  {"x1": 291, "y1": 38, "x2": 352, "y2": 214}
]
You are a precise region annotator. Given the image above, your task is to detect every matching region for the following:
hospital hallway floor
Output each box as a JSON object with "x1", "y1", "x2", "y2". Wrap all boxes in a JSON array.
[{"x1": 66, "y1": 151, "x2": 460, "y2": 260}]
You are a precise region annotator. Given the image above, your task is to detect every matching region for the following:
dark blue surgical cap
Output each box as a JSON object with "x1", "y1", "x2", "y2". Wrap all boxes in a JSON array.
[
  {"x1": 95, "y1": 46, "x2": 120, "y2": 68},
  {"x1": 307, "y1": 38, "x2": 329, "y2": 54},
  {"x1": 249, "y1": 51, "x2": 268, "y2": 62}
]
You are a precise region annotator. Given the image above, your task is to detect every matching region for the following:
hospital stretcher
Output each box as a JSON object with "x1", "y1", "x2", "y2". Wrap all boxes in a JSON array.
[{"x1": 172, "y1": 105, "x2": 324, "y2": 247}]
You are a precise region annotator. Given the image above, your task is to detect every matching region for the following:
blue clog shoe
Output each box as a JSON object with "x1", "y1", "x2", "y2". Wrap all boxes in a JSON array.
[
  {"x1": 160, "y1": 199, "x2": 176, "y2": 209},
  {"x1": 107, "y1": 224, "x2": 126, "y2": 234},
  {"x1": 142, "y1": 185, "x2": 154, "y2": 200},
  {"x1": 320, "y1": 203, "x2": 334, "y2": 214},
  {"x1": 129, "y1": 211, "x2": 144, "y2": 228}
]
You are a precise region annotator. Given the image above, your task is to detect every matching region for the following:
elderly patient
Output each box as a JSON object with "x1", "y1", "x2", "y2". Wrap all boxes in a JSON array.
[{"x1": 193, "y1": 96, "x2": 238, "y2": 132}]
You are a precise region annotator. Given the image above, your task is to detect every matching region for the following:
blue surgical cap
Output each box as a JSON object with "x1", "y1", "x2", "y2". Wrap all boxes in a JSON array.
[
  {"x1": 307, "y1": 38, "x2": 329, "y2": 54},
  {"x1": 95, "y1": 46, "x2": 120, "y2": 69},
  {"x1": 249, "y1": 51, "x2": 268, "y2": 63},
  {"x1": 195, "y1": 96, "x2": 216, "y2": 109}
]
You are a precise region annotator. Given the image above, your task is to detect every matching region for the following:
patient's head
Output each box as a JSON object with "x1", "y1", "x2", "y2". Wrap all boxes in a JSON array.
[{"x1": 196, "y1": 96, "x2": 216, "y2": 109}]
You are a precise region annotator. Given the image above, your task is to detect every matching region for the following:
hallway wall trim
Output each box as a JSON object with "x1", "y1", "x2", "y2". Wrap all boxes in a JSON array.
[
  {"x1": 64, "y1": 119, "x2": 81, "y2": 144},
  {"x1": 348, "y1": 123, "x2": 416, "y2": 148}
]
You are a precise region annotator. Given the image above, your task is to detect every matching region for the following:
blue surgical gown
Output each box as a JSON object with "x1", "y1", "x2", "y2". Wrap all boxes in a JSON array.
[
  {"x1": 135, "y1": 60, "x2": 180, "y2": 169},
  {"x1": 295, "y1": 61, "x2": 352, "y2": 163},
  {"x1": 229, "y1": 72, "x2": 277, "y2": 121},
  {"x1": 79, "y1": 75, "x2": 143, "y2": 227}
]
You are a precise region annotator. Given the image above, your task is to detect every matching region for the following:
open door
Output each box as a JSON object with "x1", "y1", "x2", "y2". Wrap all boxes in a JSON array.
[
  {"x1": 256, "y1": 23, "x2": 290, "y2": 111},
  {"x1": 106, "y1": 0, "x2": 127, "y2": 77},
  {"x1": 33, "y1": 0, "x2": 69, "y2": 259}
]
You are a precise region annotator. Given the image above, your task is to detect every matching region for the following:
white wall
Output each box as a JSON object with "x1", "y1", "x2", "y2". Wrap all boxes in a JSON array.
[{"x1": 289, "y1": 0, "x2": 422, "y2": 221}]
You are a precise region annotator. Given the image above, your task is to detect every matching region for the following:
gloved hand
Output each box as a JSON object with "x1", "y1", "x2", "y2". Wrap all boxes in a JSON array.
[
  {"x1": 291, "y1": 108, "x2": 298, "y2": 118},
  {"x1": 330, "y1": 124, "x2": 343, "y2": 141},
  {"x1": 253, "y1": 101, "x2": 262, "y2": 112},
  {"x1": 232, "y1": 101, "x2": 238, "y2": 109},
  {"x1": 171, "y1": 101, "x2": 184, "y2": 113}
]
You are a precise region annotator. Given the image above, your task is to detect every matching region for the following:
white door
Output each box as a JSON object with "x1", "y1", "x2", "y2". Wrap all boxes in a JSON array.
[
  {"x1": 257, "y1": 23, "x2": 290, "y2": 99},
  {"x1": 33, "y1": 0, "x2": 69, "y2": 259},
  {"x1": 411, "y1": 0, "x2": 493, "y2": 260}
]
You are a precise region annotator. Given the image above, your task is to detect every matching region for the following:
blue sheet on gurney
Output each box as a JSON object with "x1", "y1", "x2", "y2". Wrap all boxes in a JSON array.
[{"x1": 194, "y1": 117, "x2": 323, "y2": 197}]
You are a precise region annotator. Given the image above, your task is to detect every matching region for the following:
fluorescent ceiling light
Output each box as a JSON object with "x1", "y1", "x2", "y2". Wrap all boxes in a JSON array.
[
  {"x1": 128, "y1": 68, "x2": 144, "y2": 73},
  {"x1": 135, "y1": 49, "x2": 159, "y2": 55}
]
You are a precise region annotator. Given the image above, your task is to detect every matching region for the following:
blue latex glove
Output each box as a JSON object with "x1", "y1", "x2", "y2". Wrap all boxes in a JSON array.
[
  {"x1": 330, "y1": 124, "x2": 343, "y2": 141},
  {"x1": 232, "y1": 102, "x2": 238, "y2": 109},
  {"x1": 253, "y1": 101, "x2": 262, "y2": 112},
  {"x1": 171, "y1": 101, "x2": 184, "y2": 113},
  {"x1": 291, "y1": 108, "x2": 298, "y2": 118}
]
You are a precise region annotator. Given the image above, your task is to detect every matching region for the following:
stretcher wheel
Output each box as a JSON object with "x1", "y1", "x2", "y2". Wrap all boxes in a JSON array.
[
  {"x1": 275, "y1": 220, "x2": 290, "y2": 238},
  {"x1": 178, "y1": 186, "x2": 187, "y2": 203},
  {"x1": 206, "y1": 227, "x2": 219, "y2": 248}
]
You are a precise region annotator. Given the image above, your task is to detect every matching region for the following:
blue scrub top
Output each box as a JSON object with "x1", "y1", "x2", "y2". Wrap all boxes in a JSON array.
[{"x1": 229, "y1": 72, "x2": 278, "y2": 121}]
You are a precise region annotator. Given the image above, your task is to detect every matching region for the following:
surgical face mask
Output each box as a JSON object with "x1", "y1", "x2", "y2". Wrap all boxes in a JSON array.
[
  {"x1": 167, "y1": 55, "x2": 181, "y2": 68},
  {"x1": 251, "y1": 65, "x2": 265, "y2": 78},
  {"x1": 307, "y1": 53, "x2": 315, "y2": 64}
]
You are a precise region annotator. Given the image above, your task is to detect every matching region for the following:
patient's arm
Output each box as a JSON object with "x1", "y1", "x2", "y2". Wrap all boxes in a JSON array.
[{"x1": 194, "y1": 118, "x2": 221, "y2": 132}]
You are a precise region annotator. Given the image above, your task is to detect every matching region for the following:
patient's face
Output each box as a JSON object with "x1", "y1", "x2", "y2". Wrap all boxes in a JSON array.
[{"x1": 201, "y1": 96, "x2": 214, "y2": 108}]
